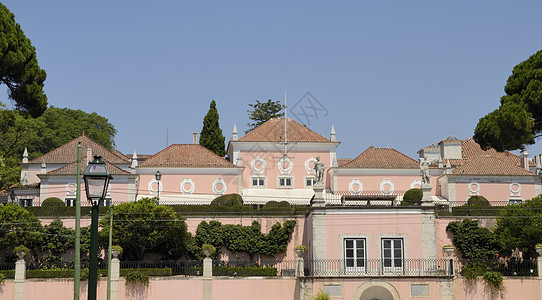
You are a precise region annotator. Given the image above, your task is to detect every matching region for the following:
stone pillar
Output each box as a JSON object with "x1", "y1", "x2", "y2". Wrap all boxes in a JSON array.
[
  {"x1": 110, "y1": 252, "x2": 120, "y2": 300},
  {"x1": 14, "y1": 258, "x2": 25, "y2": 300},
  {"x1": 421, "y1": 183, "x2": 433, "y2": 206},
  {"x1": 203, "y1": 257, "x2": 212, "y2": 300},
  {"x1": 537, "y1": 246, "x2": 542, "y2": 300},
  {"x1": 295, "y1": 257, "x2": 304, "y2": 278},
  {"x1": 312, "y1": 185, "x2": 325, "y2": 207}
]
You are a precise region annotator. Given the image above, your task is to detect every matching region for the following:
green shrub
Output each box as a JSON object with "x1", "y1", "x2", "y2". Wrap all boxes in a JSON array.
[
  {"x1": 125, "y1": 270, "x2": 149, "y2": 286},
  {"x1": 401, "y1": 188, "x2": 422, "y2": 206},
  {"x1": 41, "y1": 197, "x2": 65, "y2": 207},
  {"x1": 12, "y1": 245, "x2": 30, "y2": 258},
  {"x1": 0, "y1": 272, "x2": 5, "y2": 283},
  {"x1": 212, "y1": 266, "x2": 278, "y2": 276},
  {"x1": 262, "y1": 201, "x2": 292, "y2": 211},
  {"x1": 313, "y1": 289, "x2": 330, "y2": 300},
  {"x1": 210, "y1": 194, "x2": 243, "y2": 206},
  {"x1": 202, "y1": 244, "x2": 216, "y2": 257},
  {"x1": 467, "y1": 195, "x2": 490, "y2": 207},
  {"x1": 483, "y1": 271, "x2": 503, "y2": 290}
]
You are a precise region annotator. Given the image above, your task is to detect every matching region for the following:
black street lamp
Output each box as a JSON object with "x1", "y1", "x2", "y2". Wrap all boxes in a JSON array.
[
  {"x1": 9, "y1": 191, "x2": 15, "y2": 204},
  {"x1": 83, "y1": 155, "x2": 112, "y2": 300},
  {"x1": 155, "y1": 171, "x2": 162, "y2": 200}
]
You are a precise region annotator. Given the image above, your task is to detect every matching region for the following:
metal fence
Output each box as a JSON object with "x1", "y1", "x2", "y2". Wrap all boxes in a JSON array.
[
  {"x1": 305, "y1": 259, "x2": 450, "y2": 277},
  {"x1": 456, "y1": 259, "x2": 538, "y2": 277},
  {"x1": 0, "y1": 262, "x2": 15, "y2": 271},
  {"x1": 212, "y1": 259, "x2": 297, "y2": 277},
  {"x1": 324, "y1": 190, "x2": 407, "y2": 206},
  {"x1": 120, "y1": 260, "x2": 203, "y2": 276}
]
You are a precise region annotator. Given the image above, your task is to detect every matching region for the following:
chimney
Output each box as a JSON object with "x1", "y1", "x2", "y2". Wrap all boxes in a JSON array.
[
  {"x1": 520, "y1": 150, "x2": 529, "y2": 170},
  {"x1": 86, "y1": 148, "x2": 93, "y2": 163},
  {"x1": 193, "y1": 132, "x2": 198, "y2": 144},
  {"x1": 41, "y1": 161, "x2": 47, "y2": 174}
]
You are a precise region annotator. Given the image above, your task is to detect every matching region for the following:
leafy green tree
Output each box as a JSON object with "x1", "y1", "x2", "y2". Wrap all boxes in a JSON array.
[
  {"x1": 474, "y1": 50, "x2": 542, "y2": 151},
  {"x1": 199, "y1": 100, "x2": 225, "y2": 156},
  {"x1": 0, "y1": 204, "x2": 42, "y2": 258},
  {"x1": 400, "y1": 188, "x2": 422, "y2": 206},
  {"x1": 99, "y1": 198, "x2": 192, "y2": 260},
  {"x1": 0, "y1": 3, "x2": 47, "y2": 118},
  {"x1": 446, "y1": 219, "x2": 499, "y2": 260},
  {"x1": 38, "y1": 219, "x2": 75, "y2": 262},
  {"x1": 494, "y1": 195, "x2": 542, "y2": 258},
  {"x1": 246, "y1": 99, "x2": 285, "y2": 132}
]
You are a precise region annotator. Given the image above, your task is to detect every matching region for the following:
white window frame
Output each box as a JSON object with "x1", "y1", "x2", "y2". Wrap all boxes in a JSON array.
[
  {"x1": 381, "y1": 238, "x2": 404, "y2": 274},
  {"x1": 65, "y1": 198, "x2": 76, "y2": 207},
  {"x1": 305, "y1": 176, "x2": 317, "y2": 188},
  {"x1": 251, "y1": 176, "x2": 267, "y2": 188},
  {"x1": 344, "y1": 238, "x2": 366, "y2": 273},
  {"x1": 277, "y1": 176, "x2": 293, "y2": 188},
  {"x1": 19, "y1": 197, "x2": 33, "y2": 207}
]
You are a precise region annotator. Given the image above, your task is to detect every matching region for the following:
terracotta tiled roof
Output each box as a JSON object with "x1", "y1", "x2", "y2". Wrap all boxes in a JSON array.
[
  {"x1": 46, "y1": 161, "x2": 130, "y2": 176},
  {"x1": 460, "y1": 138, "x2": 529, "y2": 167},
  {"x1": 340, "y1": 146, "x2": 419, "y2": 169},
  {"x1": 337, "y1": 158, "x2": 352, "y2": 166},
  {"x1": 439, "y1": 135, "x2": 462, "y2": 143},
  {"x1": 138, "y1": 144, "x2": 236, "y2": 168},
  {"x1": 452, "y1": 155, "x2": 534, "y2": 176},
  {"x1": 239, "y1": 118, "x2": 331, "y2": 142},
  {"x1": 29, "y1": 135, "x2": 129, "y2": 164}
]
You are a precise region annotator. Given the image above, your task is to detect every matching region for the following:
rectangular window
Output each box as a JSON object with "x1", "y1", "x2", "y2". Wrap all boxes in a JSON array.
[
  {"x1": 279, "y1": 177, "x2": 293, "y2": 187},
  {"x1": 382, "y1": 238, "x2": 403, "y2": 273},
  {"x1": 65, "y1": 198, "x2": 76, "y2": 207},
  {"x1": 251, "y1": 177, "x2": 265, "y2": 187},
  {"x1": 508, "y1": 199, "x2": 522, "y2": 205},
  {"x1": 306, "y1": 177, "x2": 317, "y2": 187},
  {"x1": 344, "y1": 238, "x2": 366, "y2": 273},
  {"x1": 19, "y1": 198, "x2": 33, "y2": 207}
]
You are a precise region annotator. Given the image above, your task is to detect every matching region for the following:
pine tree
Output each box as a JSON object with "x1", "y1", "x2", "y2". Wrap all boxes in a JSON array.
[
  {"x1": 200, "y1": 100, "x2": 225, "y2": 156},
  {"x1": 246, "y1": 99, "x2": 285, "y2": 132}
]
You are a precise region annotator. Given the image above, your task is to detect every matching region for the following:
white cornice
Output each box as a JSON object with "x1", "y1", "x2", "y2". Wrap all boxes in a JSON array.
[{"x1": 136, "y1": 167, "x2": 243, "y2": 175}]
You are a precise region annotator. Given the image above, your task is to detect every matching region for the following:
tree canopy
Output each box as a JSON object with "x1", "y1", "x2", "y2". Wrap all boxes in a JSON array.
[
  {"x1": 446, "y1": 219, "x2": 499, "y2": 260},
  {"x1": 0, "y1": 106, "x2": 116, "y2": 190},
  {"x1": 494, "y1": 195, "x2": 542, "y2": 258},
  {"x1": 0, "y1": 204, "x2": 42, "y2": 256},
  {"x1": 0, "y1": 3, "x2": 47, "y2": 118},
  {"x1": 199, "y1": 100, "x2": 225, "y2": 157},
  {"x1": 474, "y1": 50, "x2": 542, "y2": 151},
  {"x1": 246, "y1": 99, "x2": 284, "y2": 132},
  {"x1": 99, "y1": 198, "x2": 192, "y2": 260}
]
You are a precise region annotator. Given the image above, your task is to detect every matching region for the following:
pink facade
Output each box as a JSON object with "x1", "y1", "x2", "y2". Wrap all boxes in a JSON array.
[
  {"x1": 451, "y1": 181, "x2": 538, "y2": 204},
  {"x1": 137, "y1": 172, "x2": 241, "y2": 198},
  {"x1": 332, "y1": 173, "x2": 427, "y2": 194}
]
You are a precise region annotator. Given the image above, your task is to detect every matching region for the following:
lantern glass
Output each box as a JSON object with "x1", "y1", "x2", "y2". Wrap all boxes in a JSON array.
[{"x1": 83, "y1": 155, "x2": 112, "y2": 204}]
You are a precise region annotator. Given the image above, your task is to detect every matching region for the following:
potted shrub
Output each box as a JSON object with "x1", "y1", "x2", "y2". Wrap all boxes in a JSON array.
[
  {"x1": 13, "y1": 245, "x2": 30, "y2": 260},
  {"x1": 443, "y1": 245, "x2": 455, "y2": 257},
  {"x1": 111, "y1": 245, "x2": 123, "y2": 258},
  {"x1": 294, "y1": 245, "x2": 307, "y2": 257},
  {"x1": 202, "y1": 244, "x2": 216, "y2": 258}
]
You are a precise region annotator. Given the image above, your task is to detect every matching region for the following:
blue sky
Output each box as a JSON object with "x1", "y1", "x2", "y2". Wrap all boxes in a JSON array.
[{"x1": 3, "y1": 1, "x2": 542, "y2": 160}]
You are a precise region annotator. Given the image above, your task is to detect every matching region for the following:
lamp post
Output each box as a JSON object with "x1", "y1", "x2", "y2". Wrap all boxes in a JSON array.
[
  {"x1": 155, "y1": 171, "x2": 162, "y2": 200},
  {"x1": 83, "y1": 155, "x2": 112, "y2": 300},
  {"x1": 9, "y1": 191, "x2": 15, "y2": 204}
]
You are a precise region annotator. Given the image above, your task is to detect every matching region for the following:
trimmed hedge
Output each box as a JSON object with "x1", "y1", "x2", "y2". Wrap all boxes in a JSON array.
[
  {"x1": 210, "y1": 194, "x2": 243, "y2": 206},
  {"x1": 467, "y1": 195, "x2": 490, "y2": 207},
  {"x1": 41, "y1": 197, "x2": 65, "y2": 207},
  {"x1": 400, "y1": 188, "x2": 422, "y2": 206},
  {"x1": 212, "y1": 266, "x2": 278, "y2": 276},
  {"x1": 23, "y1": 268, "x2": 172, "y2": 279}
]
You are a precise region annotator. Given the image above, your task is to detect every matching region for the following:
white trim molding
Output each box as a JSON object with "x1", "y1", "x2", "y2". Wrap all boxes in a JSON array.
[
  {"x1": 410, "y1": 180, "x2": 422, "y2": 189},
  {"x1": 349, "y1": 179, "x2": 363, "y2": 195},
  {"x1": 305, "y1": 157, "x2": 317, "y2": 174},
  {"x1": 148, "y1": 179, "x2": 163, "y2": 194},
  {"x1": 66, "y1": 183, "x2": 76, "y2": 195},
  {"x1": 278, "y1": 156, "x2": 293, "y2": 174},
  {"x1": 212, "y1": 178, "x2": 227, "y2": 195},
  {"x1": 468, "y1": 182, "x2": 480, "y2": 195},
  {"x1": 380, "y1": 179, "x2": 394, "y2": 195},
  {"x1": 251, "y1": 157, "x2": 266, "y2": 174},
  {"x1": 180, "y1": 178, "x2": 195, "y2": 194},
  {"x1": 509, "y1": 182, "x2": 521, "y2": 196}
]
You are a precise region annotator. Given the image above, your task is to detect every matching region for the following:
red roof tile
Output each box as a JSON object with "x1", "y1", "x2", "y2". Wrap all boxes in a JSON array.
[
  {"x1": 340, "y1": 146, "x2": 419, "y2": 169},
  {"x1": 461, "y1": 138, "x2": 525, "y2": 166},
  {"x1": 239, "y1": 118, "x2": 331, "y2": 142},
  {"x1": 46, "y1": 161, "x2": 130, "y2": 176},
  {"x1": 452, "y1": 155, "x2": 534, "y2": 176},
  {"x1": 29, "y1": 135, "x2": 129, "y2": 164},
  {"x1": 138, "y1": 144, "x2": 236, "y2": 168}
]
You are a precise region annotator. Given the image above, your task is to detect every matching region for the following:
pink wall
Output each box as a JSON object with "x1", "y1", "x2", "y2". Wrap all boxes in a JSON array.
[
  {"x1": 212, "y1": 278, "x2": 296, "y2": 300},
  {"x1": 334, "y1": 174, "x2": 436, "y2": 194},
  {"x1": 454, "y1": 182, "x2": 537, "y2": 203},
  {"x1": 137, "y1": 173, "x2": 240, "y2": 196},
  {"x1": 325, "y1": 212, "x2": 424, "y2": 259},
  {"x1": 240, "y1": 150, "x2": 331, "y2": 189},
  {"x1": 44, "y1": 181, "x2": 132, "y2": 204},
  {"x1": 454, "y1": 277, "x2": 540, "y2": 300}
]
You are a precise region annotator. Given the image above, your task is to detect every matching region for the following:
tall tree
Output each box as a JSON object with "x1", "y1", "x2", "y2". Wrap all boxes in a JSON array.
[
  {"x1": 474, "y1": 50, "x2": 542, "y2": 151},
  {"x1": 200, "y1": 100, "x2": 225, "y2": 157},
  {"x1": 0, "y1": 3, "x2": 47, "y2": 118},
  {"x1": 246, "y1": 99, "x2": 285, "y2": 132}
]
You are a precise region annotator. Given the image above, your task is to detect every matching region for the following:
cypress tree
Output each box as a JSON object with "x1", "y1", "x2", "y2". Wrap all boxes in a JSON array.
[{"x1": 200, "y1": 100, "x2": 225, "y2": 157}]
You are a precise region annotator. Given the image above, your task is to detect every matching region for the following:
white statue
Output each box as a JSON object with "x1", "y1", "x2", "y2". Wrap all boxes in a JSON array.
[
  {"x1": 420, "y1": 156, "x2": 431, "y2": 184},
  {"x1": 313, "y1": 156, "x2": 325, "y2": 185}
]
